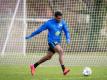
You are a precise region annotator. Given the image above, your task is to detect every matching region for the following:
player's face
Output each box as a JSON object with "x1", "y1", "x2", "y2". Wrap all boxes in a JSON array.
[{"x1": 55, "y1": 16, "x2": 62, "y2": 23}]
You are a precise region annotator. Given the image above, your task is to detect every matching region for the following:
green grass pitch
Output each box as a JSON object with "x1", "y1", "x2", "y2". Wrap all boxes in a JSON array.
[{"x1": 0, "y1": 65, "x2": 107, "y2": 80}]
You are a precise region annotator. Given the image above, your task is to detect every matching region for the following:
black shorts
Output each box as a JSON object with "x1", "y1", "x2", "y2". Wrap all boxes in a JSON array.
[{"x1": 48, "y1": 42, "x2": 59, "y2": 53}]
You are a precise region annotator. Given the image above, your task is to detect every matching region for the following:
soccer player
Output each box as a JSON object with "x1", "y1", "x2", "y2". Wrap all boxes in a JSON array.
[{"x1": 26, "y1": 11, "x2": 70, "y2": 76}]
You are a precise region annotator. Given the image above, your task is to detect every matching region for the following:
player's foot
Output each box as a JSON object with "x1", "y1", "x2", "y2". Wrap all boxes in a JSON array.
[
  {"x1": 30, "y1": 64, "x2": 35, "y2": 76},
  {"x1": 63, "y1": 68, "x2": 70, "y2": 75}
]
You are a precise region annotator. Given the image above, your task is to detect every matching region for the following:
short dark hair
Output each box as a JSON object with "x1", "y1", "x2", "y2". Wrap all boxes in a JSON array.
[{"x1": 54, "y1": 11, "x2": 62, "y2": 17}]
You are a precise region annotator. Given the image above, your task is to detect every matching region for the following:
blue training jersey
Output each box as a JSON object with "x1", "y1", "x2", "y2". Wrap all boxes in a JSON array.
[{"x1": 27, "y1": 18, "x2": 70, "y2": 43}]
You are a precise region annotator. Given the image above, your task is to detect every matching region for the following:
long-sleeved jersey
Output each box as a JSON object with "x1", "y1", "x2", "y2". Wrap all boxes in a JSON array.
[{"x1": 26, "y1": 18, "x2": 70, "y2": 43}]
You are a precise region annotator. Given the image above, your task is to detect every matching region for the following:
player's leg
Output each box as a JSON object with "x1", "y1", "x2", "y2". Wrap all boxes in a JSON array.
[
  {"x1": 54, "y1": 45, "x2": 65, "y2": 71},
  {"x1": 30, "y1": 51, "x2": 54, "y2": 76},
  {"x1": 34, "y1": 51, "x2": 54, "y2": 68},
  {"x1": 54, "y1": 45, "x2": 64, "y2": 69},
  {"x1": 54, "y1": 45, "x2": 70, "y2": 75}
]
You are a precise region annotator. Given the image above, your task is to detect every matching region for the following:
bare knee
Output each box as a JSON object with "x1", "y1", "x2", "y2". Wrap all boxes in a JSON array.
[
  {"x1": 54, "y1": 45, "x2": 64, "y2": 55},
  {"x1": 58, "y1": 49, "x2": 64, "y2": 55},
  {"x1": 47, "y1": 56, "x2": 52, "y2": 60},
  {"x1": 46, "y1": 52, "x2": 54, "y2": 60}
]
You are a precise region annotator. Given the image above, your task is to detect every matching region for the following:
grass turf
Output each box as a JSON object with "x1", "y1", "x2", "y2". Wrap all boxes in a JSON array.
[{"x1": 0, "y1": 65, "x2": 107, "y2": 80}]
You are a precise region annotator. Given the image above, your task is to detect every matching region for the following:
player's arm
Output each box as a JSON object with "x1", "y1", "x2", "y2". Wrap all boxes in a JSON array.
[
  {"x1": 63, "y1": 21, "x2": 70, "y2": 44},
  {"x1": 26, "y1": 22, "x2": 47, "y2": 39}
]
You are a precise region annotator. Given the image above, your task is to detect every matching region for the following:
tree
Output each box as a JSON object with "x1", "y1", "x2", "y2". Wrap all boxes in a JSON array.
[{"x1": 88, "y1": 0, "x2": 107, "y2": 51}]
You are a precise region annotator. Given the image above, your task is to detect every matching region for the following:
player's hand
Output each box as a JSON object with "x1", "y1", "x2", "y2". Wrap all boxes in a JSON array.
[
  {"x1": 67, "y1": 39, "x2": 70, "y2": 44},
  {"x1": 25, "y1": 35, "x2": 31, "y2": 39},
  {"x1": 66, "y1": 39, "x2": 70, "y2": 48}
]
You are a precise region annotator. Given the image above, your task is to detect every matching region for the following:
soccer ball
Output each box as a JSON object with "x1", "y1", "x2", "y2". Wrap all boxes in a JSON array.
[{"x1": 83, "y1": 67, "x2": 92, "y2": 76}]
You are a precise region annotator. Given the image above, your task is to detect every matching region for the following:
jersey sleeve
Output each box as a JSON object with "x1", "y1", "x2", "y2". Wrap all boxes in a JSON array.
[
  {"x1": 62, "y1": 21, "x2": 70, "y2": 44},
  {"x1": 26, "y1": 22, "x2": 48, "y2": 39}
]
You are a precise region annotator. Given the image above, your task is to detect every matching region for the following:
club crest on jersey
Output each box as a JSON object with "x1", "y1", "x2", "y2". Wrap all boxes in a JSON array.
[{"x1": 58, "y1": 23, "x2": 62, "y2": 28}]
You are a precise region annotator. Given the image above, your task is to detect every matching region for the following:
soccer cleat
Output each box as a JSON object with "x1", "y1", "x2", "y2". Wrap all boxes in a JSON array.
[
  {"x1": 63, "y1": 68, "x2": 70, "y2": 75},
  {"x1": 30, "y1": 64, "x2": 35, "y2": 76}
]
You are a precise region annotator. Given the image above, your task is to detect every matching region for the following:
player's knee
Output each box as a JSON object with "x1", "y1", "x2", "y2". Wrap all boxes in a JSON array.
[
  {"x1": 47, "y1": 56, "x2": 52, "y2": 60},
  {"x1": 59, "y1": 49, "x2": 64, "y2": 55}
]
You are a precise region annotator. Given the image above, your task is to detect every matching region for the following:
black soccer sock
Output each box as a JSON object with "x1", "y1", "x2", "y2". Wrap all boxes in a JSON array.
[
  {"x1": 61, "y1": 65, "x2": 65, "y2": 72},
  {"x1": 34, "y1": 62, "x2": 39, "y2": 68}
]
